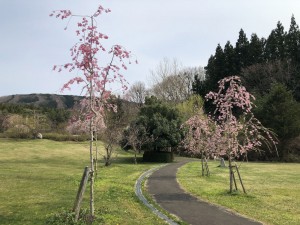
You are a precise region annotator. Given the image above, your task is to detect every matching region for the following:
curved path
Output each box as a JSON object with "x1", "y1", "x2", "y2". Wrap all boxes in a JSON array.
[{"x1": 147, "y1": 158, "x2": 262, "y2": 225}]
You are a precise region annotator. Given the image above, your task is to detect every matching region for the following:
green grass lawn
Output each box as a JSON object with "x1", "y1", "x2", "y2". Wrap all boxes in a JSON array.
[
  {"x1": 0, "y1": 139, "x2": 168, "y2": 225},
  {"x1": 2, "y1": 139, "x2": 299, "y2": 225},
  {"x1": 177, "y1": 160, "x2": 300, "y2": 225}
]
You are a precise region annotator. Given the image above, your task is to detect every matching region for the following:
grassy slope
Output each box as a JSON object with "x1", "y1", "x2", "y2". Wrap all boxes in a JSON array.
[
  {"x1": 0, "y1": 139, "x2": 167, "y2": 225},
  {"x1": 177, "y1": 160, "x2": 300, "y2": 225}
]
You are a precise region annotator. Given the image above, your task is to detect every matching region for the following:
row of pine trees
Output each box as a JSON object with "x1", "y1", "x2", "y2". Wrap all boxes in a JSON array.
[{"x1": 194, "y1": 15, "x2": 300, "y2": 99}]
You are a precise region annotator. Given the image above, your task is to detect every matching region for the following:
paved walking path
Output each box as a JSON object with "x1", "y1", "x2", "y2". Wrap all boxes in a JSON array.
[{"x1": 147, "y1": 158, "x2": 263, "y2": 225}]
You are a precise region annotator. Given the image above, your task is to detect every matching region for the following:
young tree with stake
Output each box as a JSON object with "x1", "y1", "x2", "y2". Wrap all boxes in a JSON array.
[
  {"x1": 182, "y1": 111, "x2": 218, "y2": 176},
  {"x1": 50, "y1": 5, "x2": 135, "y2": 220},
  {"x1": 206, "y1": 76, "x2": 277, "y2": 193}
]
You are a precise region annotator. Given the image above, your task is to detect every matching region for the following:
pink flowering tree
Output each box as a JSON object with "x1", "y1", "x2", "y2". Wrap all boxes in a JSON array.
[
  {"x1": 50, "y1": 5, "x2": 135, "y2": 219},
  {"x1": 182, "y1": 111, "x2": 218, "y2": 176},
  {"x1": 206, "y1": 76, "x2": 277, "y2": 193}
]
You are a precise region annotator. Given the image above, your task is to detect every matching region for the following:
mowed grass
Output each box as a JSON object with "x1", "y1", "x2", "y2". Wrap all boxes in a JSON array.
[
  {"x1": 177, "y1": 160, "x2": 300, "y2": 225},
  {"x1": 0, "y1": 139, "x2": 167, "y2": 225}
]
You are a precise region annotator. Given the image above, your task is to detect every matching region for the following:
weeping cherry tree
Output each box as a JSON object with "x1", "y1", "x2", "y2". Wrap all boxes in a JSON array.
[
  {"x1": 206, "y1": 76, "x2": 277, "y2": 193},
  {"x1": 50, "y1": 5, "x2": 135, "y2": 219}
]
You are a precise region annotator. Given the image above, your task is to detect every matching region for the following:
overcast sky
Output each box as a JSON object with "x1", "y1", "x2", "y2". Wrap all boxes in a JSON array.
[{"x1": 1, "y1": 0, "x2": 300, "y2": 96}]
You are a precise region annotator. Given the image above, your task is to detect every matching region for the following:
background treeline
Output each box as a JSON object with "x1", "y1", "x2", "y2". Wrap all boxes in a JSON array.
[
  {"x1": 0, "y1": 94, "x2": 85, "y2": 140},
  {"x1": 0, "y1": 95, "x2": 138, "y2": 143},
  {"x1": 193, "y1": 15, "x2": 300, "y2": 99}
]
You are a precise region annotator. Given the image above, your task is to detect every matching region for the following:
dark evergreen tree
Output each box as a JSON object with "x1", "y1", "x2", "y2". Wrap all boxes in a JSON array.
[
  {"x1": 204, "y1": 44, "x2": 226, "y2": 92},
  {"x1": 235, "y1": 29, "x2": 250, "y2": 70},
  {"x1": 248, "y1": 34, "x2": 266, "y2": 65},
  {"x1": 254, "y1": 83, "x2": 300, "y2": 159},
  {"x1": 192, "y1": 74, "x2": 207, "y2": 97},
  {"x1": 223, "y1": 41, "x2": 237, "y2": 76},
  {"x1": 286, "y1": 15, "x2": 300, "y2": 63},
  {"x1": 285, "y1": 15, "x2": 300, "y2": 100},
  {"x1": 264, "y1": 22, "x2": 286, "y2": 60}
]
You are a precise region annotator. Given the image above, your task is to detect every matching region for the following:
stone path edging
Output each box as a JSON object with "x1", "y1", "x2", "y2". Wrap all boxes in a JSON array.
[{"x1": 134, "y1": 166, "x2": 179, "y2": 225}]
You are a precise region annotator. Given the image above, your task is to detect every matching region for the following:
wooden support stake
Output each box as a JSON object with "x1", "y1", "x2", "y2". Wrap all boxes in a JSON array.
[
  {"x1": 229, "y1": 169, "x2": 233, "y2": 193},
  {"x1": 73, "y1": 166, "x2": 90, "y2": 222},
  {"x1": 235, "y1": 165, "x2": 246, "y2": 194},
  {"x1": 232, "y1": 170, "x2": 238, "y2": 191}
]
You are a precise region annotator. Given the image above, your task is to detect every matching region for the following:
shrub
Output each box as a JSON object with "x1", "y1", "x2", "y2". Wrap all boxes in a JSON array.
[
  {"x1": 135, "y1": 96, "x2": 183, "y2": 151},
  {"x1": 3, "y1": 126, "x2": 32, "y2": 139},
  {"x1": 43, "y1": 133, "x2": 88, "y2": 142}
]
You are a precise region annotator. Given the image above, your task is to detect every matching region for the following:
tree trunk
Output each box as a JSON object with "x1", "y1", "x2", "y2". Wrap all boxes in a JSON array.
[
  {"x1": 134, "y1": 152, "x2": 137, "y2": 164},
  {"x1": 89, "y1": 123, "x2": 95, "y2": 218},
  {"x1": 105, "y1": 144, "x2": 112, "y2": 166},
  {"x1": 94, "y1": 132, "x2": 98, "y2": 178},
  {"x1": 89, "y1": 74, "x2": 95, "y2": 219},
  {"x1": 133, "y1": 146, "x2": 137, "y2": 164}
]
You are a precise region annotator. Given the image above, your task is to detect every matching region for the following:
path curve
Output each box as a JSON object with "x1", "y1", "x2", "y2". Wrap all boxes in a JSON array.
[
  {"x1": 147, "y1": 158, "x2": 263, "y2": 225},
  {"x1": 135, "y1": 166, "x2": 179, "y2": 225}
]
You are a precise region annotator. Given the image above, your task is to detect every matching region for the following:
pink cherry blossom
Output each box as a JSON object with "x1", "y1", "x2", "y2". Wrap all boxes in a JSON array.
[
  {"x1": 204, "y1": 76, "x2": 277, "y2": 161},
  {"x1": 51, "y1": 4, "x2": 135, "y2": 133}
]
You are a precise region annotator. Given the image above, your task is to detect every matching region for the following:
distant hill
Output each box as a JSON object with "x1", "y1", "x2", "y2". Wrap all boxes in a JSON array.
[{"x1": 0, "y1": 94, "x2": 83, "y2": 109}]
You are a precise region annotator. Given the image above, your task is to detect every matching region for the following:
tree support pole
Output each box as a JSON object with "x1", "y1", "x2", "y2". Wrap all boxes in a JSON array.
[
  {"x1": 235, "y1": 164, "x2": 246, "y2": 194},
  {"x1": 232, "y1": 169, "x2": 238, "y2": 191}
]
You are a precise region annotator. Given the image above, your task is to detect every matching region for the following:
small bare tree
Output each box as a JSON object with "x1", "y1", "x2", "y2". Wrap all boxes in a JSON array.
[
  {"x1": 101, "y1": 126, "x2": 122, "y2": 166},
  {"x1": 100, "y1": 98, "x2": 124, "y2": 166},
  {"x1": 123, "y1": 122, "x2": 149, "y2": 164}
]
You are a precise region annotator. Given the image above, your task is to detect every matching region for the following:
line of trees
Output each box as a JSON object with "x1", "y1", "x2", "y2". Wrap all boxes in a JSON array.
[
  {"x1": 194, "y1": 16, "x2": 300, "y2": 99},
  {"x1": 191, "y1": 16, "x2": 300, "y2": 161}
]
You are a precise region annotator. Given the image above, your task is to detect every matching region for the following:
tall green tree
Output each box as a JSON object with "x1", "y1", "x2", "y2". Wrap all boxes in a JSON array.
[
  {"x1": 223, "y1": 41, "x2": 237, "y2": 76},
  {"x1": 248, "y1": 33, "x2": 265, "y2": 65},
  {"x1": 286, "y1": 15, "x2": 300, "y2": 63},
  {"x1": 235, "y1": 29, "x2": 250, "y2": 70},
  {"x1": 204, "y1": 44, "x2": 226, "y2": 92},
  {"x1": 254, "y1": 83, "x2": 300, "y2": 159},
  {"x1": 192, "y1": 73, "x2": 207, "y2": 97},
  {"x1": 264, "y1": 22, "x2": 286, "y2": 60},
  {"x1": 285, "y1": 15, "x2": 300, "y2": 100}
]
